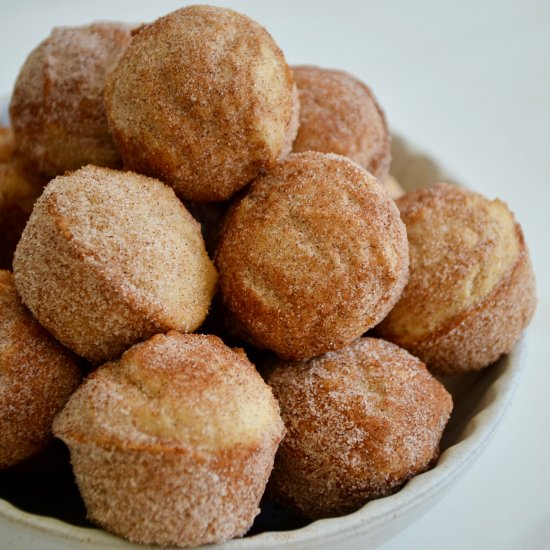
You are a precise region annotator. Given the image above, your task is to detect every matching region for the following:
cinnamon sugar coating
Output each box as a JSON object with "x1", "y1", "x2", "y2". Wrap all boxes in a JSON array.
[
  {"x1": 0, "y1": 270, "x2": 81, "y2": 469},
  {"x1": 53, "y1": 332, "x2": 285, "y2": 547},
  {"x1": 266, "y1": 337, "x2": 452, "y2": 519},
  {"x1": 215, "y1": 152, "x2": 409, "y2": 360},
  {"x1": 13, "y1": 165, "x2": 217, "y2": 363},
  {"x1": 105, "y1": 5, "x2": 296, "y2": 202},
  {"x1": 9, "y1": 23, "x2": 133, "y2": 177},
  {"x1": 292, "y1": 65, "x2": 391, "y2": 181},
  {"x1": 376, "y1": 183, "x2": 536, "y2": 374}
]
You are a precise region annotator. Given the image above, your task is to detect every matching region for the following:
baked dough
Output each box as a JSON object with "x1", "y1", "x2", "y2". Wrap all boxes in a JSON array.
[
  {"x1": 53, "y1": 331, "x2": 284, "y2": 547},
  {"x1": 105, "y1": 5, "x2": 297, "y2": 202},
  {"x1": 215, "y1": 151, "x2": 409, "y2": 360},
  {"x1": 266, "y1": 337, "x2": 452, "y2": 519},
  {"x1": 292, "y1": 65, "x2": 391, "y2": 181},
  {"x1": 9, "y1": 23, "x2": 133, "y2": 177},
  {"x1": 13, "y1": 165, "x2": 217, "y2": 363},
  {"x1": 376, "y1": 183, "x2": 536, "y2": 374}
]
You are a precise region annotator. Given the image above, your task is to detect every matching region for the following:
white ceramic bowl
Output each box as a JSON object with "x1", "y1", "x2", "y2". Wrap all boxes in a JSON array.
[{"x1": 0, "y1": 101, "x2": 527, "y2": 549}]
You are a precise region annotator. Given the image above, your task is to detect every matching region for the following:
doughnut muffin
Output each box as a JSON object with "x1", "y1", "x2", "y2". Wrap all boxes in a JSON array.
[
  {"x1": 266, "y1": 337, "x2": 452, "y2": 519},
  {"x1": 376, "y1": 183, "x2": 536, "y2": 374},
  {"x1": 53, "y1": 332, "x2": 285, "y2": 547},
  {"x1": 215, "y1": 152, "x2": 409, "y2": 360},
  {"x1": 0, "y1": 270, "x2": 81, "y2": 469},
  {"x1": 13, "y1": 165, "x2": 217, "y2": 363},
  {"x1": 292, "y1": 65, "x2": 391, "y2": 181},
  {"x1": 105, "y1": 5, "x2": 297, "y2": 202},
  {"x1": 9, "y1": 23, "x2": 134, "y2": 177}
]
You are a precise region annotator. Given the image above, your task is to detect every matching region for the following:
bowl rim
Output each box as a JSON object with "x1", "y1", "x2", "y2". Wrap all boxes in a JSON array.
[{"x1": 0, "y1": 101, "x2": 528, "y2": 547}]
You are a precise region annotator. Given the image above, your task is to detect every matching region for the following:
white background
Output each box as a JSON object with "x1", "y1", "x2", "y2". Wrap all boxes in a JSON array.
[{"x1": 1, "y1": 1, "x2": 549, "y2": 548}]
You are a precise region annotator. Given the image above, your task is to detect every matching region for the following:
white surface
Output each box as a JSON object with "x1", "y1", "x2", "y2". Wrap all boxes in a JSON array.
[{"x1": 0, "y1": 1, "x2": 548, "y2": 549}]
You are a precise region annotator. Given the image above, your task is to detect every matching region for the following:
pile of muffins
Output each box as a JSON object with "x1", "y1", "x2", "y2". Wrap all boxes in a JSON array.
[{"x1": 0, "y1": 5, "x2": 537, "y2": 548}]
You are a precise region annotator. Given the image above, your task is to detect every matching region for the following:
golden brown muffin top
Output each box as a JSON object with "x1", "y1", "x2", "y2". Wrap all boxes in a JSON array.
[
  {"x1": 54, "y1": 332, "x2": 284, "y2": 452},
  {"x1": 14, "y1": 165, "x2": 217, "y2": 341},
  {"x1": 267, "y1": 337, "x2": 452, "y2": 518},
  {"x1": 216, "y1": 151, "x2": 409, "y2": 360},
  {"x1": 292, "y1": 65, "x2": 391, "y2": 181},
  {"x1": 379, "y1": 183, "x2": 520, "y2": 342},
  {"x1": 9, "y1": 23, "x2": 134, "y2": 177},
  {"x1": 105, "y1": 5, "x2": 295, "y2": 202},
  {"x1": 269, "y1": 337, "x2": 452, "y2": 469}
]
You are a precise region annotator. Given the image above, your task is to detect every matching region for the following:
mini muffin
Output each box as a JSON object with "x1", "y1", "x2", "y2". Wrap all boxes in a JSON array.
[
  {"x1": 9, "y1": 23, "x2": 134, "y2": 177},
  {"x1": 0, "y1": 157, "x2": 45, "y2": 269},
  {"x1": 292, "y1": 65, "x2": 391, "y2": 181},
  {"x1": 105, "y1": 5, "x2": 297, "y2": 202},
  {"x1": 0, "y1": 270, "x2": 81, "y2": 469},
  {"x1": 0, "y1": 127, "x2": 15, "y2": 162},
  {"x1": 215, "y1": 152, "x2": 409, "y2": 360},
  {"x1": 13, "y1": 165, "x2": 217, "y2": 363},
  {"x1": 53, "y1": 332, "x2": 285, "y2": 547},
  {"x1": 266, "y1": 337, "x2": 452, "y2": 519},
  {"x1": 376, "y1": 183, "x2": 536, "y2": 375}
]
